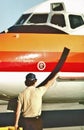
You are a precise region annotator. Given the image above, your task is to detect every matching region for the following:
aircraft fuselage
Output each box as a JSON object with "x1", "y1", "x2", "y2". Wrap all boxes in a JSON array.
[{"x1": 0, "y1": 33, "x2": 84, "y2": 104}]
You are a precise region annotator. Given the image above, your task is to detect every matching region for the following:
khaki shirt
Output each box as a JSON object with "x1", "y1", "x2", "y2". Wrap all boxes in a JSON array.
[{"x1": 18, "y1": 86, "x2": 47, "y2": 117}]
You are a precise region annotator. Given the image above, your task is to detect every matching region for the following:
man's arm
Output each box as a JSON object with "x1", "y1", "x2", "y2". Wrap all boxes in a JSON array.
[
  {"x1": 15, "y1": 101, "x2": 21, "y2": 130},
  {"x1": 44, "y1": 72, "x2": 59, "y2": 88},
  {"x1": 37, "y1": 47, "x2": 70, "y2": 88}
]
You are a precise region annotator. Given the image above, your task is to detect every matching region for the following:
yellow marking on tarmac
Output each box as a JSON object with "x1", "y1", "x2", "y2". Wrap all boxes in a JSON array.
[{"x1": 0, "y1": 126, "x2": 23, "y2": 130}]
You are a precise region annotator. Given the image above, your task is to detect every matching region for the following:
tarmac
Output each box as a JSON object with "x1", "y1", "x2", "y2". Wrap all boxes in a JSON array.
[
  {"x1": 0, "y1": 103, "x2": 84, "y2": 130},
  {"x1": 1, "y1": 126, "x2": 84, "y2": 130},
  {"x1": 44, "y1": 126, "x2": 84, "y2": 130}
]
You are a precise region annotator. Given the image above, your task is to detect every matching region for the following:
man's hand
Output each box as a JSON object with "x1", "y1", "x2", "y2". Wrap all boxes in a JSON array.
[{"x1": 15, "y1": 124, "x2": 19, "y2": 130}]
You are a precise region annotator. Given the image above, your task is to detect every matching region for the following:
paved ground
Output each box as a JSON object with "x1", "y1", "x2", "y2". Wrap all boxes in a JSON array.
[
  {"x1": 0, "y1": 103, "x2": 84, "y2": 130},
  {"x1": 44, "y1": 126, "x2": 84, "y2": 130}
]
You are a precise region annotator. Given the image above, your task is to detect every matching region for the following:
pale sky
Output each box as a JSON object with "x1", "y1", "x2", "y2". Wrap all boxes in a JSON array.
[{"x1": 0, "y1": 0, "x2": 44, "y2": 32}]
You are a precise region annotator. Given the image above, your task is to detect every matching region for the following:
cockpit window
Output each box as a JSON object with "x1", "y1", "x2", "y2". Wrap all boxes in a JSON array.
[
  {"x1": 51, "y1": 3, "x2": 64, "y2": 11},
  {"x1": 27, "y1": 14, "x2": 48, "y2": 24},
  {"x1": 51, "y1": 14, "x2": 66, "y2": 27},
  {"x1": 69, "y1": 15, "x2": 84, "y2": 29},
  {"x1": 15, "y1": 14, "x2": 31, "y2": 25}
]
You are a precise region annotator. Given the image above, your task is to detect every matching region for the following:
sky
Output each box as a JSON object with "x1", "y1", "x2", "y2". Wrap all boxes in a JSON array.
[{"x1": 0, "y1": 0, "x2": 44, "y2": 32}]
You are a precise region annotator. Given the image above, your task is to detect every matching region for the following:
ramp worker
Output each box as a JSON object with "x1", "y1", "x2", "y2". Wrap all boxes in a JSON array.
[{"x1": 15, "y1": 72, "x2": 59, "y2": 130}]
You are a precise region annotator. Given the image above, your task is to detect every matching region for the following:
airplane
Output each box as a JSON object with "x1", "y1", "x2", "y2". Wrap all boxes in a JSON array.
[{"x1": 0, "y1": 0, "x2": 84, "y2": 111}]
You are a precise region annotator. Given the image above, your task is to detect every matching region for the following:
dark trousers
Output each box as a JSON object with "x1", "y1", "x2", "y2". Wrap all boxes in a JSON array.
[{"x1": 21, "y1": 116, "x2": 43, "y2": 130}]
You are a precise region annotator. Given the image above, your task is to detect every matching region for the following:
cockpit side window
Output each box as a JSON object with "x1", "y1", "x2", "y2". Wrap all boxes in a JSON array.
[
  {"x1": 15, "y1": 14, "x2": 31, "y2": 25},
  {"x1": 27, "y1": 14, "x2": 48, "y2": 24},
  {"x1": 51, "y1": 14, "x2": 66, "y2": 27},
  {"x1": 69, "y1": 15, "x2": 84, "y2": 29}
]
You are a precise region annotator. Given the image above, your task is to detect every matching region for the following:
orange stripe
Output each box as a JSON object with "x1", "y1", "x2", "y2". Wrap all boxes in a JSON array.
[
  {"x1": 0, "y1": 51, "x2": 84, "y2": 63},
  {"x1": 0, "y1": 33, "x2": 84, "y2": 52}
]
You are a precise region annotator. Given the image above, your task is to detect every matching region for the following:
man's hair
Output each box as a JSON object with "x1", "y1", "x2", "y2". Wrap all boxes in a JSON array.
[{"x1": 25, "y1": 73, "x2": 37, "y2": 87}]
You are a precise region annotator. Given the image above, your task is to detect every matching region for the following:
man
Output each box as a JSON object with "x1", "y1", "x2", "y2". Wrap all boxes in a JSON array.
[{"x1": 15, "y1": 72, "x2": 58, "y2": 130}]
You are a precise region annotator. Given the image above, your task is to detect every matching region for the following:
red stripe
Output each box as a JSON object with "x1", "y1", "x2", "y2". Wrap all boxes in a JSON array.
[{"x1": 0, "y1": 62, "x2": 83, "y2": 72}]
